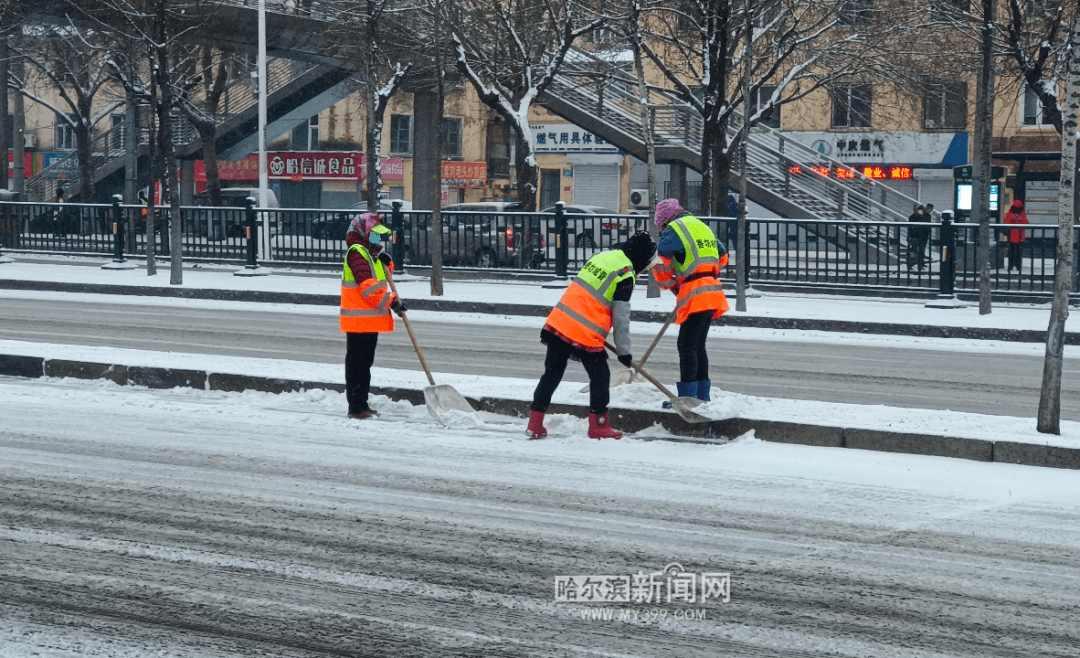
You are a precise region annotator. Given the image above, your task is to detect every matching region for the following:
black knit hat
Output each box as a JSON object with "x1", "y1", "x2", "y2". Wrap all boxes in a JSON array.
[{"x1": 621, "y1": 231, "x2": 657, "y2": 274}]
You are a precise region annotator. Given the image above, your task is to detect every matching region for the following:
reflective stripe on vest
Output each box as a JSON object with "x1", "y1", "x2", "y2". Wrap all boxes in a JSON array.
[{"x1": 545, "y1": 250, "x2": 635, "y2": 348}]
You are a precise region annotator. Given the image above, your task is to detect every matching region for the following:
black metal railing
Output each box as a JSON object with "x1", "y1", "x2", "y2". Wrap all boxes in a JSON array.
[{"x1": 1, "y1": 199, "x2": 1074, "y2": 296}]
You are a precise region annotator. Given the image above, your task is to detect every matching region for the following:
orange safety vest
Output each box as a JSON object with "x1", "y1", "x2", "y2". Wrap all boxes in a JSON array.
[
  {"x1": 653, "y1": 216, "x2": 729, "y2": 324},
  {"x1": 340, "y1": 244, "x2": 395, "y2": 333},
  {"x1": 544, "y1": 250, "x2": 636, "y2": 350}
]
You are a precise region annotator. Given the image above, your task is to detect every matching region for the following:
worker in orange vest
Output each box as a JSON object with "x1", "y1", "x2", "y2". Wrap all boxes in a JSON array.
[
  {"x1": 526, "y1": 231, "x2": 657, "y2": 440},
  {"x1": 651, "y1": 198, "x2": 729, "y2": 405},
  {"x1": 341, "y1": 212, "x2": 406, "y2": 419}
]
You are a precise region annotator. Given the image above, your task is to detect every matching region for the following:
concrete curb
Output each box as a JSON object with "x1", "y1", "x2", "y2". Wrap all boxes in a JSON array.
[
  {"x1": 1, "y1": 277, "x2": 1075, "y2": 344},
  {"x1": 4, "y1": 353, "x2": 1078, "y2": 470}
]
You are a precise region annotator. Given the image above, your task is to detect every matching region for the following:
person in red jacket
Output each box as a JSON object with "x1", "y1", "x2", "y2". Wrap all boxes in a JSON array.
[
  {"x1": 1002, "y1": 200, "x2": 1030, "y2": 273},
  {"x1": 341, "y1": 212, "x2": 406, "y2": 419}
]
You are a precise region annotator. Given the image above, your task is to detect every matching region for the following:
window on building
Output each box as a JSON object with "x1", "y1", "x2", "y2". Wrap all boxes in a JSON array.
[
  {"x1": 928, "y1": 0, "x2": 969, "y2": 21},
  {"x1": 54, "y1": 113, "x2": 76, "y2": 150},
  {"x1": 749, "y1": 84, "x2": 781, "y2": 129},
  {"x1": 923, "y1": 81, "x2": 967, "y2": 129},
  {"x1": 486, "y1": 119, "x2": 510, "y2": 179},
  {"x1": 390, "y1": 114, "x2": 411, "y2": 154},
  {"x1": 442, "y1": 117, "x2": 462, "y2": 158},
  {"x1": 754, "y1": 1, "x2": 782, "y2": 27},
  {"x1": 837, "y1": 0, "x2": 874, "y2": 26},
  {"x1": 290, "y1": 116, "x2": 318, "y2": 151},
  {"x1": 831, "y1": 84, "x2": 872, "y2": 128},
  {"x1": 1022, "y1": 85, "x2": 1050, "y2": 127}
]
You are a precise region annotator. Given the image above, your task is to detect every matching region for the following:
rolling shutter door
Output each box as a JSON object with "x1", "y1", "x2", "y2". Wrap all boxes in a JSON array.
[{"x1": 573, "y1": 165, "x2": 620, "y2": 210}]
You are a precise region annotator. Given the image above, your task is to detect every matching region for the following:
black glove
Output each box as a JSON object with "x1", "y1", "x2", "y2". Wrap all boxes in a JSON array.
[
  {"x1": 618, "y1": 354, "x2": 633, "y2": 368},
  {"x1": 391, "y1": 298, "x2": 407, "y2": 316},
  {"x1": 378, "y1": 252, "x2": 393, "y2": 266}
]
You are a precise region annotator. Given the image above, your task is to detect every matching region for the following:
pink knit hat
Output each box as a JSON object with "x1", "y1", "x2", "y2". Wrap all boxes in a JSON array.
[
  {"x1": 348, "y1": 212, "x2": 384, "y2": 236},
  {"x1": 654, "y1": 198, "x2": 685, "y2": 231}
]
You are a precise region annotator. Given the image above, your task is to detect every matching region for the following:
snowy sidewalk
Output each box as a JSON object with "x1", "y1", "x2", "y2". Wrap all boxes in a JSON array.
[{"x1": 0, "y1": 254, "x2": 1066, "y2": 339}]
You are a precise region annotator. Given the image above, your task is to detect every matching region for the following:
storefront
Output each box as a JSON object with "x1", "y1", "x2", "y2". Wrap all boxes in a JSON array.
[{"x1": 194, "y1": 152, "x2": 404, "y2": 209}]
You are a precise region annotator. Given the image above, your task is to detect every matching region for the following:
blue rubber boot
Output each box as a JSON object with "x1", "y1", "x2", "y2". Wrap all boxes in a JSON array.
[
  {"x1": 663, "y1": 381, "x2": 696, "y2": 409},
  {"x1": 696, "y1": 379, "x2": 711, "y2": 402}
]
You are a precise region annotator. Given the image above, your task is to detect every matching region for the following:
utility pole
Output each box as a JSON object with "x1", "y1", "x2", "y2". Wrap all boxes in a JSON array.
[
  {"x1": 12, "y1": 51, "x2": 23, "y2": 197},
  {"x1": 973, "y1": 0, "x2": 996, "y2": 314}
]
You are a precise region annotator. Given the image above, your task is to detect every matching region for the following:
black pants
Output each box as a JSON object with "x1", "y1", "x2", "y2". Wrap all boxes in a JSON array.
[
  {"x1": 531, "y1": 339, "x2": 610, "y2": 414},
  {"x1": 345, "y1": 332, "x2": 379, "y2": 413},
  {"x1": 908, "y1": 234, "x2": 928, "y2": 268},
  {"x1": 677, "y1": 311, "x2": 713, "y2": 382},
  {"x1": 1008, "y1": 242, "x2": 1023, "y2": 271}
]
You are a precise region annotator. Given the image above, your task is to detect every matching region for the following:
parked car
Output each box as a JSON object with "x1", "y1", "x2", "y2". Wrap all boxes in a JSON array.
[
  {"x1": 428, "y1": 202, "x2": 543, "y2": 268},
  {"x1": 539, "y1": 204, "x2": 632, "y2": 250},
  {"x1": 192, "y1": 188, "x2": 282, "y2": 239},
  {"x1": 310, "y1": 199, "x2": 413, "y2": 240}
]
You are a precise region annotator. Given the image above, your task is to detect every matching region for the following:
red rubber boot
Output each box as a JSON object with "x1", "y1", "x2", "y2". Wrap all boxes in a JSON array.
[
  {"x1": 588, "y1": 412, "x2": 623, "y2": 440},
  {"x1": 526, "y1": 410, "x2": 548, "y2": 439}
]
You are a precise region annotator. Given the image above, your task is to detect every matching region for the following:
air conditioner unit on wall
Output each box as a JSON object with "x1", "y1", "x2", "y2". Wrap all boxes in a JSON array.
[{"x1": 630, "y1": 189, "x2": 649, "y2": 208}]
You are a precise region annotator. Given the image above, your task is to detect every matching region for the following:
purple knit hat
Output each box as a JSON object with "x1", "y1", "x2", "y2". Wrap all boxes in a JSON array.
[{"x1": 654, "y1": 198, "x2": 685, "y2": 231}]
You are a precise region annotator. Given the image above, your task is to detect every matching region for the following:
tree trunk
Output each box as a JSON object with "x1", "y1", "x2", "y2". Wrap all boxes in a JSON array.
[
  {"x1": 430, "y1": 0, "x2": 445, "y2": 296},
  {"x1": 515, "y1": 130, "x2": 538, "y2": 211},
  {"x1": 124, "y1": 84, "x2": 138, "y2": 252},
  {"x1": 630, "y1": 17, "x2": 660, "y2": 298},
  {"x1": 974, "y1": 0, "x2": 996, "y2": 315},
  {"x1": 199, "y1": 123, "x2": 222, "y2": 207},
  {"x1": 1036, "y1": 12, "x2": 1080, "y2": 434},
  {"x1": 0, "y1": 37, "x2": 8, "y2": 188},
  {"x1": 75, "y1": 120, "x2": 95, "y2": 202},
  {"x1": 156, "y1": 45, "x2": 183, "y2": 285}
]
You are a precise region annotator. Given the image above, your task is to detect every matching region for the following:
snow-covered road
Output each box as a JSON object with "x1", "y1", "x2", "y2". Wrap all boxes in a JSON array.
[{"x1": 2, "y1": 376, "x2": 1079, "y2": 657}]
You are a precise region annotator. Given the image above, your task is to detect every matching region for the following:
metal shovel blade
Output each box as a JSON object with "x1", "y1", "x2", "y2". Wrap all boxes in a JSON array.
[
  {"x1": 669, "y1": 396, "x2": 712, "y2": 424},
  {"x1": 424, "y1": 384, "x2": 477, "y2": 423}
]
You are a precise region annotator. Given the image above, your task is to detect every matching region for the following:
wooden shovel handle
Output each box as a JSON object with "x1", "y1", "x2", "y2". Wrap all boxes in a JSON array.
[
  {"x1": 604, "y1": 341, "x2": 677, "y2": 400},
  {"x1": 386, "y1": 271, "x2": 436, "y2": 386},
  {"x1": 639, "y1": 309, "x2": 677, "y2": 367}
]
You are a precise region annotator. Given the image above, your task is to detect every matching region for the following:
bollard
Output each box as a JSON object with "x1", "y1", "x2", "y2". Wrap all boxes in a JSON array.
[
  {"x1": 939, "y1": 211, "x2": 956, "y2": 296},
  {"x1": 391, "y1": 200, "x2": 405, "y2": 271},
  {"x1": 111, "y1": 195, "x2": 124, "y2": 262},
  {"x1": 244, "y1": 196, "x2": 258, "y2": 268},
  {"x1": 555, "y1": 200, "x2": 568, "y2": 278}
]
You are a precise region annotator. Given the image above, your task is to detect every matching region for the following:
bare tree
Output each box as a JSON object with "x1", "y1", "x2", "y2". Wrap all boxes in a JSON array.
[
  {"x1": 334, "y1": 0, "x2": 412, "y2": 212},
  {"x1": 1036, "y1": 8, "x2": 1080, "y2": 435},
  {"x1": 82, "y1": 0, "x2": 224, "y2": 284},
  {"x1": 1002, "y1": 0, "x2": 1079, "y2": 136},
  {"x1": 447, "y1": 0, "x2": 600, "y2": 210},
  {"x1": 14, "y1": 23, "x2": 121, "y2": 201},
  {"x1": 636, "y1": 0, "x2": 871, "y2": 215},
  {"x1": 176, "y1": 46, "x2": 231, "y2": 207}
]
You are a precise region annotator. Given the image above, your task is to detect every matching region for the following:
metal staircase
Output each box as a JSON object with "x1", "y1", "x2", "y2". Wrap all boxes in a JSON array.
[
  {"x1": 543, "y1": 49, "x2": 923, "y2": 224},
  {"x1": 25, "y1": 57, "x2": 355, "y2": 202}
]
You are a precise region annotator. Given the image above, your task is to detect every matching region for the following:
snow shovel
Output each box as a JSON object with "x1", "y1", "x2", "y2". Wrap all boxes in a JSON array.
[
  {"x1": 603, "y1": 341, "x2": 710, "y2": 424},
  {"x1": 581, "y1": 309, "x2": 676, "y2": 392},
  {"x1": 385, "y1": 273, "x2": 476, "y2": 423}
]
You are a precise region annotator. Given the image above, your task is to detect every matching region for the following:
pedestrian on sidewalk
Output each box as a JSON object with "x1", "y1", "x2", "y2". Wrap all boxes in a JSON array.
[
  {"x1": 341, "y1": 212, "x2": 407, "y2": 419},
  {"x1": 907, "y1": 203, "x2": 929, "y2": 270},
  {"x1": 526, "y1": 231, "x2": 657, "y2": 440},
  {"x1": 1003, "y1": 199, "x2": 1030, "y2": 273},
  {"x1": 651, "y1": 198, "x2": 729, "y2": 406}
]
